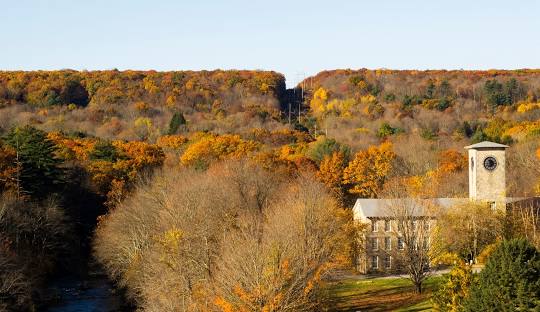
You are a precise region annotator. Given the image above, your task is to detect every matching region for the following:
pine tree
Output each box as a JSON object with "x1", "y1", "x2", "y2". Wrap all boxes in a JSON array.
[
  {"x1": 167, "y1": 111, "x2": 186, "y2": 135},
  {"x1": 90, "y1": 140, "x2": 121, "y2": 162},
  {"x1": 463, "y1": 239, "x2": 540, "y2": 311},
  {"x1": 3, "y1": 126, "x2": 64, "y2": 198}
]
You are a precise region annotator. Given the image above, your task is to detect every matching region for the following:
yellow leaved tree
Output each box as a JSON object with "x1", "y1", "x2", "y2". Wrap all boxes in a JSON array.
[
  {"x1": 180, "y1": 134, "x2": 260, "y2": 169},
  {"x1": 343, "y1": 142, "x2": 396, "y2": 198},
  {"x1": 310, "y1": 87, "x2": 329, "y2": 115}
]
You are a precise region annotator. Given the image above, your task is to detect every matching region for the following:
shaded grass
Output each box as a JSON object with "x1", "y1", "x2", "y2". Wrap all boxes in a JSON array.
[{"x1": 319, "y1": 275, "x2": 442, "y2": 312}]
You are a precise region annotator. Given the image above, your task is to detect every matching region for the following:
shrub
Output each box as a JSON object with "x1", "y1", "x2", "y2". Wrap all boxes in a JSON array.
[{"x1": 432, "y1": 264, "x2": 476, "y2": 312}]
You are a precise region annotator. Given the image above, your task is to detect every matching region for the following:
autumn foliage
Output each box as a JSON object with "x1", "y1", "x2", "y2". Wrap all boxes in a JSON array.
[
  {"x1": 343, "y1": 142, "x2": 396, "y2": 198},
  {"x1": 94, "y1": 160, "x2": 352, "y2": 311}
]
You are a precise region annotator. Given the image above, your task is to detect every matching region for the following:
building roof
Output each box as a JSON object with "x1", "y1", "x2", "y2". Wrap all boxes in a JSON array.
[
  {"x1": 464, "y1": 141, "x2": 509, "y2": 150},
  {"x1": 353, "y1": 198, "x2": 466, "y2": 219},
  {"x1": 353, "y1": 197, "x2": 529, "y2": 219}
]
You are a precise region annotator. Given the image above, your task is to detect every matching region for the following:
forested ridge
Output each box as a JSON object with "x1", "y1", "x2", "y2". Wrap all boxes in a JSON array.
[{"x1": 1, "y1": 69, "x2": 540, "y2": 311}]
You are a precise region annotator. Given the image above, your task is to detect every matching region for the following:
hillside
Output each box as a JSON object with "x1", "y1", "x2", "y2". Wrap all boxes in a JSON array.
[
  {"x1": 0, "y1": 70, "x2": 286, "y2": 140},
  {"x1": 1, "y1": 69, "x2": 540, "y2": 198},
  {"x1": 299, "y1": 69, "x2": 540, "y2": 196},
  {"x1": 2, "y1": 69, "x2": 540, "y2": 310}
]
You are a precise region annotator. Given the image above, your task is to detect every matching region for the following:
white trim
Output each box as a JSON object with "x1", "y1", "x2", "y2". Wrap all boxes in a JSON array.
[
  {"x1": 371, "y1": 219, "x2": 378, "y2": 232},
  {"x1": 371, "y1": 255, "x2": 379, "y2": 269}
]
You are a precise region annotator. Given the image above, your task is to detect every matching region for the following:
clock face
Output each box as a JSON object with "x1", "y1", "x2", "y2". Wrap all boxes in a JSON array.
[{"x1": 483, "y1": 156, "x2": 497, "y2": 171}]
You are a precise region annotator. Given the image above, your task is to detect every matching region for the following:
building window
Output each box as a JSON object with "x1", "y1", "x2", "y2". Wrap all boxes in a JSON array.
[
  {"x1": 371, "y1": 220, "x2": 378, "y2": 232},
  {"x1": 397, "y1": 237, "x2": 404, "y2": 250},
  {"x1": 371, "y1": 256, "x2": 378, "y2": 269},
  {"x1": 384, "y1": 220, "x2": 391, "y2": 232},
  {"x1": 384, "y1": 255, "x2": 391, "y2": 269},
  {"x1": 371, "y1": 238, "x2": 379, "y2": 250},
  {"x1": 385, "y1": 237, "x2": 391, "y2": 250}
]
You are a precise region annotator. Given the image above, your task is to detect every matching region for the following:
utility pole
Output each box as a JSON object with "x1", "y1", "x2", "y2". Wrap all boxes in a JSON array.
[
  {"x1": 288, "y1": 102, "x2": 291, "y2": 124},
  {"x1": 298, "y1": 100, "x2": 301, "y2": 123}
]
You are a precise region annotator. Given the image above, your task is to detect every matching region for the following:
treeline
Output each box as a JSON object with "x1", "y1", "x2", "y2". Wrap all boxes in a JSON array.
[
  {"x1": 302, "y1": 69, "x2": 540, "y2": 148},
  {"x1": 0, "y1": 70, "x2": 286, "y2": 140}
]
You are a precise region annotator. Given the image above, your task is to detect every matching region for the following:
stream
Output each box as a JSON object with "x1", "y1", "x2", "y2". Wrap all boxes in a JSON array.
[
  {"x1": 43, "y1": 260, "x2": 133, "y2": 312},
  {"x1": 40, "y1": 193, "x2": 133, "y2": 312}
]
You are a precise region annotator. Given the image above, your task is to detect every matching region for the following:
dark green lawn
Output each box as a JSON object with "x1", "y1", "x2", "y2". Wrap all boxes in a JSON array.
[{"x1": 319, "y1": 275, "x2": 443, "y2": 312}]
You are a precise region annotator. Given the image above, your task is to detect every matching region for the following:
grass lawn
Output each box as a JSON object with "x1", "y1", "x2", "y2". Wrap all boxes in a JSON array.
[{"x1": 319, "y1": 275, "x2": 442, "y2": 312}]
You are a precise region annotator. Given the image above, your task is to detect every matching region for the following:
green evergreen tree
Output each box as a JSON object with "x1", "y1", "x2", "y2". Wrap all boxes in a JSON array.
[
  {"x1": 167, "y1": 111, "x2": 186, "y2": 135},
  {"x1": 425, "y1": 80, "x2": 436, "y2": 99},
  {"x1": 90, "y1": 140, "x2": 122, "y2": 162},
  {"x1": 3, "y1": 126, "x2": 64, "y2": 198},
  {"x1": 463, "y1": 239, "x2": 540, "y2": 311},
  {"x1": 306, "y1": 137, "x2": 350, "y2": 164},
  {"x1": 470, "y1": 128, "x2": 488, "y2": 143}
]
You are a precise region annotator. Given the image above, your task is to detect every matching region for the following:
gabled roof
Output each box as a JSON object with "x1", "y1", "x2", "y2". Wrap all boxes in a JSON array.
[
  {"x1": 464, "y1": 141, "x2": 509, "y2": 149},
  {"x1": 353, "y1": 197, "x2": 530, "y2": 219},
  {"x1": 353, "y1": 198, "x2": 468, "y2": 219}
]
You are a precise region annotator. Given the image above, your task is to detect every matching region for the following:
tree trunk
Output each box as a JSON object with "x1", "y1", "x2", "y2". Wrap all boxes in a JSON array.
[{"x1": 415, "y1": 282, "x2": 422, "y2": 294}]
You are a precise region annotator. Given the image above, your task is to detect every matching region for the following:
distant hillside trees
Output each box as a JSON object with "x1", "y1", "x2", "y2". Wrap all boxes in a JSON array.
[{"x1": 483, "y1": 78, "x2": 526, "y2": 108}]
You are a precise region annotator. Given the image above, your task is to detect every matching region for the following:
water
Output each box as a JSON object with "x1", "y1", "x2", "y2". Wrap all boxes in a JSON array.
[{"x1": 44, "y1": 261, "x2": 132, "y2": 312}]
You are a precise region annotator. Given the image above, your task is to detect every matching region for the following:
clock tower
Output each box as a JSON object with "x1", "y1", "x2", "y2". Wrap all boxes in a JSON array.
[{"x1": 465, "y1": 141, "x2": 508, "y2": 204}]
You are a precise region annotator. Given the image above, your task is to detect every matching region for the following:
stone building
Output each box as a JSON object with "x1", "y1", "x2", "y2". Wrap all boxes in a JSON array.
[{"x1": 353, "y1": 141, "x2": 533, "y2": 274}]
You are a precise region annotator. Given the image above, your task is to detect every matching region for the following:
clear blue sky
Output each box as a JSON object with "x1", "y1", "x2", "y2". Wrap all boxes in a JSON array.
[{"x1": 1, "y1": 0, "x2": 539, "y2": 87}]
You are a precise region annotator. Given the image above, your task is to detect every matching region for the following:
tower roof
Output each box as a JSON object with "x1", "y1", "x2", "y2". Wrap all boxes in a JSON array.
[{"x1": 464, "y1": 141, "x2": 509, "y2": 150}]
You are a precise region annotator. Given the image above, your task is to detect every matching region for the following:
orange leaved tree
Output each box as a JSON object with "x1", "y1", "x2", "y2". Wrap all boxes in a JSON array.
[{"x1": 343, "y1": 142, "x2": 396, "y2": 198}]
